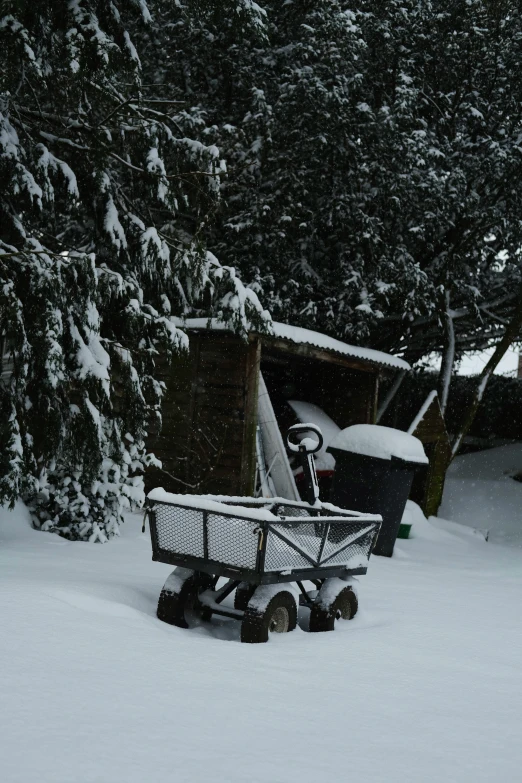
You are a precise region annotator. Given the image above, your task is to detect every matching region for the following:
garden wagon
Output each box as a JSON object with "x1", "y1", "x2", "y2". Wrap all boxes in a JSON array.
[{"x1": 145, "y1": 426, "x2": 382, "y2": 643}]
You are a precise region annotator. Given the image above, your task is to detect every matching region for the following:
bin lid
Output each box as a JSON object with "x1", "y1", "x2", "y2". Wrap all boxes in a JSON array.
[{"x1": 327, "y1": 424, "x2": 428, "y2": 465}]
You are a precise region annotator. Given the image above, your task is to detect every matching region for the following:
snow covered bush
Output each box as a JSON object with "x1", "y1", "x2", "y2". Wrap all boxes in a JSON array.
[{"x1": 0, "y1": 1, "x2": 268, "y2": 541}]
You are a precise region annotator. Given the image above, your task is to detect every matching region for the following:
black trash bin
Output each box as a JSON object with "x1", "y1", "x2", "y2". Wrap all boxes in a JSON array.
[{"x1": 327, "y1": 425, "x2": 428, "y2": 557}]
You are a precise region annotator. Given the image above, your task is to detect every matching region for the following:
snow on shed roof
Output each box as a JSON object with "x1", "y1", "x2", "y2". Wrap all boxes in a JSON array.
[
  {"x1": 270, "y1": 322, "x2": 410, "y2": 371},
  {"x1": 175, "y1": 318, "x2": 410, "y2": 372}
]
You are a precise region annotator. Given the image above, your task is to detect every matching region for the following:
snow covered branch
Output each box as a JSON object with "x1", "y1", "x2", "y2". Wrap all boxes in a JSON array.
[
  {"x1": 451, "y1": 287, "x2": 522, "y2": 459},
  {"x1": 438, "y1": 290, "x2": 455, "y2": 415}
]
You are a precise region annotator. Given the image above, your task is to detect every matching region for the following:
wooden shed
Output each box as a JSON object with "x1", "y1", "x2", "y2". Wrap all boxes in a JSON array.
[{"x1": 146, "y1": 320, "x2": 410, "y2": 498}]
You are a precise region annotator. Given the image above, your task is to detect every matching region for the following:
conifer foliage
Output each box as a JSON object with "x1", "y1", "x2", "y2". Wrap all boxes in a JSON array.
[
  {"x1": 0, "y1": 0, "x2": 268, "y2": 541},
  {"x1": 2, "y1": 1, "x2": 522, "y2": 538},
  {"x1": 162, "y1": 1, "x2": 522, "y2": 359}
]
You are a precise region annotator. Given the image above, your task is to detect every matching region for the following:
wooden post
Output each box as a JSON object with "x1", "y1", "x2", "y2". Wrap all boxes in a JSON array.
[{"x1": 239, "y1": 337, "x2": 261, "y2": 495}]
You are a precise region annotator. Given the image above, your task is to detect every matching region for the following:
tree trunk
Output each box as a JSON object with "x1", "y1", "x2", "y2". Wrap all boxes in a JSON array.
[{"x1": 426, "y1": 286, "x2": 522, "y2": 515}]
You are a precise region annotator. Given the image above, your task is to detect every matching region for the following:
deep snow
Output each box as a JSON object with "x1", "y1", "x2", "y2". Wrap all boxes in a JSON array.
[
  {"x1": 440, "y1": 442, "x2": 522, "y2": 546},
  {"x1": 1, "y1": 500, "x2": 522, "y2": 783}
]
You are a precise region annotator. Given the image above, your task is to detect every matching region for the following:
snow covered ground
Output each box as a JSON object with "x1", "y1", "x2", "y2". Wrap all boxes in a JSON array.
[
  {"x1": 440, "y1": 442, "x2": 522, "y2": 546},
  {"x1": 2, "y1": 500, "x2": 522, "y2": 783}
]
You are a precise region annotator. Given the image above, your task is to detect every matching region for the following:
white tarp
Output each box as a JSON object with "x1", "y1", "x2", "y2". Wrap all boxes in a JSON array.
[{"x1": 257, "y1": 372, "x2": 300, "y2": 501}]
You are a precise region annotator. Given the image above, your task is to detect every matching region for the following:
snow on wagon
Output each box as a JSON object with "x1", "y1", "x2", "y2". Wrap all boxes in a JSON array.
[{"x1": 146, "y1": 427, "x2": 382, "y2": 643}]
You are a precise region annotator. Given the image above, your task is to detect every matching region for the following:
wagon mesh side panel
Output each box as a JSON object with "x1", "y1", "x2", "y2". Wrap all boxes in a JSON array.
[
  {"x1": 263, "y1": 520, "x2": 378, "y2": 572},
  {"x1": 153, "y1": 504, "x2": 205, "y2": 558},
  {"x1": 207, "y1": 514, "x2": 258, "y2": 569},
  {"x1": 276, "y1": 522, "x2": 323, "y2": 561},
  {"x1": 264, "y1": 529, "x2": 314, "y2": 571},
  {"x1": 150, "y1": 498, "x2": 379, "y2": 575},
  {"x1": 321, "y1": 523, "x2": 377, "y2": 566},
  {"x1": 320, "y1": 531, "x2": 374, "y2": 568}
]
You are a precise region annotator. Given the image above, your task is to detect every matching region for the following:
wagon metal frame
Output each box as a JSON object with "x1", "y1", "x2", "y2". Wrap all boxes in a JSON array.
[
  {"x1": 146, "y1": 493, "x2": 381, "y2": 639},
  {"x1": 147, "y1": 423, "x2": 382, "y2": 643},
  {"x1": 147, "y1": 497, "x2": 381, "y2": 585}
]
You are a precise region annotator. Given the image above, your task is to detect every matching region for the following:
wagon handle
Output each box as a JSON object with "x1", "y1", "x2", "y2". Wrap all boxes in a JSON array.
[
  {"x1": 286, "y1": 423, "x2": 324, "y2": 455},
  {"x1": 286, "y1": 424, "x2": 323, "y2": 506}
]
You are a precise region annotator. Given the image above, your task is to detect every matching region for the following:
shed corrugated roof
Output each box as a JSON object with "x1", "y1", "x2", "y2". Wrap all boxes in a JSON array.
[{"x1": 175, "y1": 318, "x2": 410, "y2": 372}]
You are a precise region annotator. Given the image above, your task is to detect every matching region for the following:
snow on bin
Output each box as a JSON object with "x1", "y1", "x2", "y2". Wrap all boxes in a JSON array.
[{"x1": 327, "y1": 424, "x2": 428, "y2": 557}]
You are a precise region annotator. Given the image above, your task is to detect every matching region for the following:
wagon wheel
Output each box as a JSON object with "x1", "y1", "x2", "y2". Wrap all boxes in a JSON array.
[
  {"x1": 234, "y1": 582, "x2": 257, "y2": 611},
  {"x1": 309, "y1": 585, "x2": 358, "y2": 633},
  {"x1": 157, "y1": 568, "x2": 214, "y2": 628},
  {"x1": 241, "y1": 589, "x2": 297, "y2": 644}
]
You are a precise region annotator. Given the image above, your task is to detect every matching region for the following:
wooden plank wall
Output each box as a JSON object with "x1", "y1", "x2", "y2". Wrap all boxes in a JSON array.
[
  {"x1": 318, "y1": 365, "x2": 379, "y2": 427},
  {"x1": 147, "y1": 333, "x2": 381, "y2": 499},
  {"x1": 146, "y1": 333, "x2": 260, "y2": 496}
]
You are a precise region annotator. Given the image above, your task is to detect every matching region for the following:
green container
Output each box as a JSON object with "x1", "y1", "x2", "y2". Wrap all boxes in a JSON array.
[{"x1": 397, "y1": 523, "x2": 412, "y2": 539}]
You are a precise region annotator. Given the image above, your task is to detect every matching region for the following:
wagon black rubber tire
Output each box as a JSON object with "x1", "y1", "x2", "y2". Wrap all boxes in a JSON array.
[
  {"x1": 157, "y1": 570, "x2": 213, "y2": 628},
  {"x1": 309, "y1": 586, "x2": 358, "y2": 633},
  {"x1": 241, "y1": 590, "x2": 297, "y2": 644},
  {"x1": 234, "y1": 582, "x2": 257, "y2": 611}
]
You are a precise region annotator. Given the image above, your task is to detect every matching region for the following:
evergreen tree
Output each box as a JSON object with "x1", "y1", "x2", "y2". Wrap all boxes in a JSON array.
[
  {"x1": 154, "y1": 1, "x2": 522, "y2": 363},
  {"x1": 0, "y1": 0, "x2": 268, "y2": 540}
]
